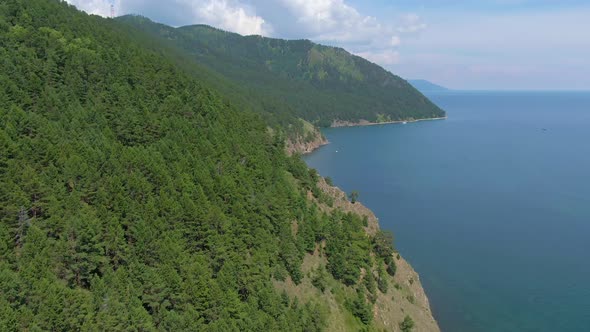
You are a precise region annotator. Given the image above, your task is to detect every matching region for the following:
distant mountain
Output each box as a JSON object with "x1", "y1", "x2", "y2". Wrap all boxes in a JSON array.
[
  {"x1": 118, "y1": 16, "x2": 445, "y2": 126},
  {"x1": 408, "y1": 80, "x2": 449, "y2": 93}
]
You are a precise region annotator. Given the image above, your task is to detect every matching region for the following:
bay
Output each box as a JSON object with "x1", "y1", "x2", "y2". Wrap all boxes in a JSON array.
[{"x1": 304, "y1": 91, "x2": 590, "y2": 331}]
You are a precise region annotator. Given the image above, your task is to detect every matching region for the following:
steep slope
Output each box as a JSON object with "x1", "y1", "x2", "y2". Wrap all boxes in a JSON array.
[
  {"x1": 118, "y1": 16, "x2": 445, "y2": 127},
  {"x1": 275, "y1": 177, "x2": 440, "y2": 332},
  {"x1": 0, "y1": 1, "x2": 438, "y2": 331},
  {"x1": 111, "y1": 16, "x2": 324, "y2": 153}
]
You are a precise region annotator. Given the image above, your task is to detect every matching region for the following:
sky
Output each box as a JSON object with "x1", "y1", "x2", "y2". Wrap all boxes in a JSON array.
[{"x1": 66, "y1": 0, "x2": 590, "y2": 90}]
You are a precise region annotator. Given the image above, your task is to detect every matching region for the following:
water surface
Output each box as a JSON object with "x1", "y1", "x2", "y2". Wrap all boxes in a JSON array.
[{"x1": 304, "y1": 91, "x2": 590, "y2": 331}]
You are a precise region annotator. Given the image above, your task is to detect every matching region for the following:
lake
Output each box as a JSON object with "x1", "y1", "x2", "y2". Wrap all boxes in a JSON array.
[{"x1": 304, "y1": 91, "x2": 590, "y2": 331}]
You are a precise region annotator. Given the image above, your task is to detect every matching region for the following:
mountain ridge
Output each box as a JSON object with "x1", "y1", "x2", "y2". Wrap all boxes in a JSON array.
[{"x1": 117, "y1": 15, "x2": 445, "y2": 127}]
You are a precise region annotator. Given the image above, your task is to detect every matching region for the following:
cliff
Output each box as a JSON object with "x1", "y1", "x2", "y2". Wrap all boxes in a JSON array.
[
  {"x1": 286, "y1": 120, "x2": 329, "y2": 155},
  {"x1": 286, "y1": 131, "x2": 329, "y2": 155},
  {"x1": 275, "y1": 177, "x2": 440, "y2": 331},
  {"x1": 317, "y1": 178, "x2": 440, "y2": 331}
]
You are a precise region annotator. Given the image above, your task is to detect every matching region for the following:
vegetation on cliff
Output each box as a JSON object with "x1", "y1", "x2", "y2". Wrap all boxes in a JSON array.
[{"x1": 0, "y1": 1, "x2": 437, "y2": 330}]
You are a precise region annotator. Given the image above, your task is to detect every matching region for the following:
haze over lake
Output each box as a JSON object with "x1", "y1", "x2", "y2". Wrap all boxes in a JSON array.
[{"x1": 305, "y1": 91, "x2": 590, "y2": 331}]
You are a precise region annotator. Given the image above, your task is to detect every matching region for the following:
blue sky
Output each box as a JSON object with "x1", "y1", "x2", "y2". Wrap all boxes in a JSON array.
[{"x1": 67, "y1": 0, "x2": 590, "y2": 90}]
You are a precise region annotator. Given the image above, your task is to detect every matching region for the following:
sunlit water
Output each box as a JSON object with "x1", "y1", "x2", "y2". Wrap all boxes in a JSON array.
[{"x1": 304, "y1": 91, "x2": 590, "y2": 331}]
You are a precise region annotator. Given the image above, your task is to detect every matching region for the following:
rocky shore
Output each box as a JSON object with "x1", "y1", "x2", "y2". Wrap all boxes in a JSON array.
[
  {"x1": 315, "y1": 178, "x2": 440, "y2": 331},
  {"x1": 286, "y1": 129, "x2": 329, "y2": 155},
  {"x1": 288, "y1": 118, "x2": 441, "y2": 331},
  {"x1": 331, "y1": 117, "x2": 447, "y2": 128}
]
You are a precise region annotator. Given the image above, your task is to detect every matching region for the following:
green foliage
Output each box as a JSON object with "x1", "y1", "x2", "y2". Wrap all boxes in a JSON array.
[
  {"x1": 364, "y1": 270, "x2": 377, "y2": 303},
  {"x1": 0, "y1": 0, "x2": 328, "y2": 329},
  {"x1": 117, "y1": 15, "x2": 446, "y2": 127},
  {"x1": 373, "y1": 230, "x2": 395, "y2": 259},
  {"x1": 311, "y1": 266, "x2": 329, "y2": 293},
  {"x1": 386, "y1": 259, "x2": 398, "y2": 277},
  {"x1": 348, "y1": 191, "x2": 359, "y2": 204},
  {"x1": 376, "y1": 231, "x2": 398, "y2": 277},
  {"x1": 346, "y1": 290, "x2": 372, "y2": 325},
  {"x1": 0, "y1": 1, "x2": 406, "y2": 330},
  {"x1": 400, "y1": 315, "x2": 415, "y2": 332},
  {"x1": 377, "y1": 262, "x2": 389, "y2": 294},
  {"x1": 325, "y1": 213, "x2": 371, "y2": 285},
  {"x1": 279, "y1": 231, "x2": 304, "y2": 284}
]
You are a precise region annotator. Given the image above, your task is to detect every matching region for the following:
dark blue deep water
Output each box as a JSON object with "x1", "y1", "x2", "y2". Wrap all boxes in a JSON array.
[{"x1": 304, "y1": 91, "x2": 590, "y2": 332}]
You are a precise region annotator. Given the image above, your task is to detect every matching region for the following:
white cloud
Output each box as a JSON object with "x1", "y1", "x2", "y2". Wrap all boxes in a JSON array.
[
  {"x1": 390, "y1": 36, "x2": 401, "y2": 47},
  {"x1": 355, "y1": 50, "x2": 401, "y2": 65},
  {"x1": 65, "y1": 0, "x2": 427, "y2": 71},
  {"x1": 397, "y1": 13, "x2": 427, "y2": 33},
  {"x1": 66, "y1": 0, "x2": 114, "y2": 17},
  {"x1": 392, "y1": 7, "x2": 590, "y2": 89},
  {"x1": 274, "y1": 0, "x2": 414, "y2": 69},
  {"x1": 280, "y1": 0, "x2": 362, "y2": 35},
  {"x1": 279, "y1": 0, "x2": 395, "y2": 45},
  {"x1": 192, "y1": 0, "x2": 270, "y2": 36},
  {"x1": 55, "y1": 1, "x2": 590, "y2": 89},
  {"x1": 68, "y1": 0, "x2": 270, "y2": 36}
]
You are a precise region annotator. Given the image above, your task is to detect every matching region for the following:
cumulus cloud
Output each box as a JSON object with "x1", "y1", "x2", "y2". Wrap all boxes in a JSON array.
[
  {"x1": 67, "y1": 0, "x2": 270, "y2": 35},
  {"x1": 62, "y1": 1, "x2": 590, "y2": 89},
  {"x1": 271, "y1": 0, "x2": 415, "y2": 69},
  {"x1": 65, "y1": 0, "x2": 431, "y2": 69},
  {"x1": 278, "y1": 0, "x2": 399, "y2": 46},
  {"x1": 280, "y1": 0, "x2": 372, "y2": 40},
  {"x1": 191, "y1": 0, "x2": 270, "y2": 35},
  {"x1": 66, "y1": 0, "x2": 114, "y2": 17}
]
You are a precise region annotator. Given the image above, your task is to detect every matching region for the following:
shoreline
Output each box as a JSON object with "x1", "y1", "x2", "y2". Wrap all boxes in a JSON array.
[
  {"x1": 300, "y1": 119, "x2": 444, "y2": 331},
  {"x1": 298, "y1": 116, "x2": 447, "y2": 155},
  {"x1": 331, "y1": 116, "x2": 447, "y2": 128},
  {"x1": 311, "y1": 177, "x2": 441, "y2": 331}
]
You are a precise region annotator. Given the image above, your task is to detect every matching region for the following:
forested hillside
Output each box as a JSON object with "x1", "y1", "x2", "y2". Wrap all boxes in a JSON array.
[
  {"x1": 114, "y1": 15, "x2": 321, "y2": 145},
  {"x1": 118, "y1": 16, "x2": 445, "y2": 127},
  {"x1": 0, "y1": 0, "x2": 435, "y2": 331}
]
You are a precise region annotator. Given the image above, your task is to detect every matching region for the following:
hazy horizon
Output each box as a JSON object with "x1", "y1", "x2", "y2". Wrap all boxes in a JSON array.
[{"x1": 410, "y1": 80, "x2": 590, "y2": 92}]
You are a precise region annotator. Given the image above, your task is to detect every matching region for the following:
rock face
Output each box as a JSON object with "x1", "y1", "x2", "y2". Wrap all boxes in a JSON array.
[
  {"x1": 285, "y1": 130, "x2": 440, "y2": 331},
  {"x1": 315, "y1": 178, "x2": 440, "y2": 332},
  {"x1": 286, "y1": 128, "x2": 329, "y2": 155}
]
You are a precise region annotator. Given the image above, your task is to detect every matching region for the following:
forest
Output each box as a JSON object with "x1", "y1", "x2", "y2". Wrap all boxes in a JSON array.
[
  {"x1": 117, "y1": 15, "x2": 446, "y2": 127},
  {"x1": 0, "y1": 0, "x2": 405, "y2": 330}
]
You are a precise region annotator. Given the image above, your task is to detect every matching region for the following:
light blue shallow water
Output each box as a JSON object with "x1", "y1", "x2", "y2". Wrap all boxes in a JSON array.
[{"x1": 304, "y1": 91, "x2": 590, "y2": 332}]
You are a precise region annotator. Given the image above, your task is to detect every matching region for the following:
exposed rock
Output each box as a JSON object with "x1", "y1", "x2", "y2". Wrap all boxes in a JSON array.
[
  {"x1": 286, "y1": 127, "x2": 329, "y2": 155},
  {"x1": 314, "y1": 177, "x2": 441, "y2": 331}
]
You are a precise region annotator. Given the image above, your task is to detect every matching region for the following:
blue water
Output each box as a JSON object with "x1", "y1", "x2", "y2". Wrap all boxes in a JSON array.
[{"x1": 304, "y1": 91, "x2": 590, "y2": 332}]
